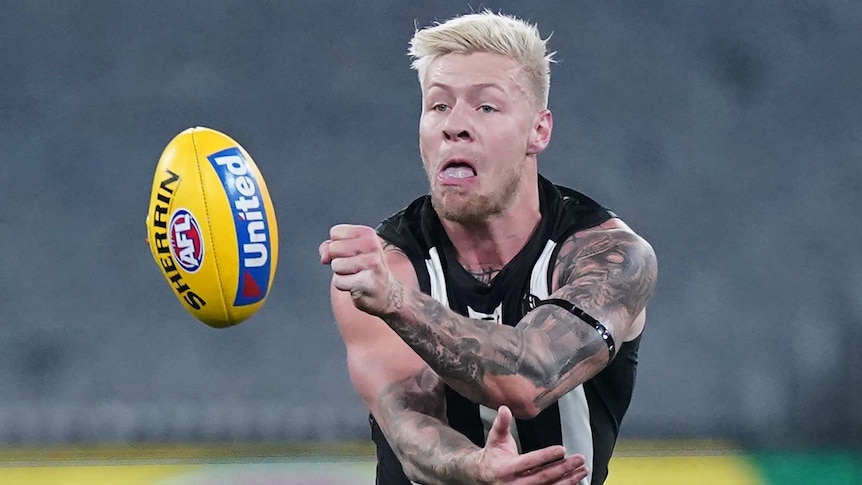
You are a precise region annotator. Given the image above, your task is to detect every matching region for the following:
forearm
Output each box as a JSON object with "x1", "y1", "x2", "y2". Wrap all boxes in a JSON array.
[
  {"x1": 381, "y1": 408, "x2": 480, "y2": 484},
  {"x1": 375, "y1": 368, "x2": 480, "y2": 484},
  {"x1": 380, "y1": 282, "x2": 606, "y2": 415}
]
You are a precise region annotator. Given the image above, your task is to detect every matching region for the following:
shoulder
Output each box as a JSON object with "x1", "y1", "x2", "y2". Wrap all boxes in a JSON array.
[
  {"x1": 576, "y1": 217, "x2": 650, "y2": 243},
  {"x1": 378, "y1": 235, "x2": 422, "y2": 289},
  {"x1": 551, "y1": 218, "x2": 657, "y2": 323},
  {"x1": 378, "y1": 236, "x2": 410, "y2": 262},
  {"x1": 555, "y1": 218, "x2": 656, "y2": 279}
]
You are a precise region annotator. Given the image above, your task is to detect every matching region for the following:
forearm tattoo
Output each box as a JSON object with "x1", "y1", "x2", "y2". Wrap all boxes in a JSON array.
[
  {"x1": 382, "y1": 228, "x2": 657, "y2": 410},
  {"x1": 376, "y1": 368, "x2": 476, "y2": 483}
]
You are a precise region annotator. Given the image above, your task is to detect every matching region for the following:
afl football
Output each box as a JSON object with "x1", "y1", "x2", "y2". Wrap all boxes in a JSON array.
[{"x1": 146, "y1": 127, "x2": 278, "y2": 328}]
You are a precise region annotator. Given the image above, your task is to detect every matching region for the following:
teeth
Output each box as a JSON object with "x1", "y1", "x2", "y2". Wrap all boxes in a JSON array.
[{"x1": 443, "y1": 166, "x2": 474, "y2": 178}]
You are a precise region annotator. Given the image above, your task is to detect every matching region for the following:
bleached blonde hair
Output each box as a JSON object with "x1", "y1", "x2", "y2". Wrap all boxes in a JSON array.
[{"x1": 408, "y1": 11, "x2": 555, "y2": 109}]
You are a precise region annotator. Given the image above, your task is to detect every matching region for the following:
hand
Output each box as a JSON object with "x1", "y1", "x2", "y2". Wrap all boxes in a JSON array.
[
  {"x1": 320, "y1": 224, "x2": 400, "y2": 316},
  {"x1": 473, "y1": 406, "x2": 588, "y2": 485}
]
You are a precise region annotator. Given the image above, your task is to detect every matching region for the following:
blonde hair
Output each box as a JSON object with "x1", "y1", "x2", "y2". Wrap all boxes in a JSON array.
[{"x1": 408, "y1": 11, "x2": 555, "y2": 109}]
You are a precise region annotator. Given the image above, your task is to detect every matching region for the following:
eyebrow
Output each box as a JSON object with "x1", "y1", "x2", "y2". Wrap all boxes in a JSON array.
[{"x1": 425, "y1": 82, "x2": 507, "y2": 94}]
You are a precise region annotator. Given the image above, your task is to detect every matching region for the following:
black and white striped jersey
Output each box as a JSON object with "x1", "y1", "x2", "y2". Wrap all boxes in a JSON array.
[{"x1": 371, "y1": 175, "x2": 642, "y2": 485}]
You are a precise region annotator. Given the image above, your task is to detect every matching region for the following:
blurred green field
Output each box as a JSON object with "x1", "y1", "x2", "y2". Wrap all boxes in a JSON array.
[{"x1": 0, "y1": 441, "x2": 857, "y2": 485}]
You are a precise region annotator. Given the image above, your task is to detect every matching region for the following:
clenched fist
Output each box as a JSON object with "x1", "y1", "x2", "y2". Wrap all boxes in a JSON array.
[{"x1": 319, "y1": 224, "x2": 403, "y2": 316}]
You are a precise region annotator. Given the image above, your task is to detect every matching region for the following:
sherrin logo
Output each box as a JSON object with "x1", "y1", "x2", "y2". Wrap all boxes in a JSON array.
[
  {"x1": 207, "y1": 147, "x2": 272, "y2": 306},
  {"x1": 169, "y1": 209, "x2": 205, "y2": 273},
  {"x1": 149, "y1": 169, "x2": 207, "y2": 311}
]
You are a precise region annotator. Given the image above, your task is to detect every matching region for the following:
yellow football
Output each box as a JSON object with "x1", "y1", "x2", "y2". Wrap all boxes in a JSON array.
[{"x1": 145, "y1": 127, "x2": 279, "y2": 328}]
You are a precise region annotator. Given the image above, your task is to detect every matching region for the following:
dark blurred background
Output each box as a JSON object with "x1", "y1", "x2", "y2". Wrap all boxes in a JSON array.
[{"x1": 0, "y1": 0, "x2": 859, "y2": 450}]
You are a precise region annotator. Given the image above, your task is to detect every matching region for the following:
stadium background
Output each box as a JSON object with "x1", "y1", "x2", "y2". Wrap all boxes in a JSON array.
[{"x1": 1, "y1": 0, "x2": 859, "y2": 483}]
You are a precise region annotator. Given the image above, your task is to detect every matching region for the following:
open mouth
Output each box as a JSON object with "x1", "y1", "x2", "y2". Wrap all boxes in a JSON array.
[{"x1": 439, "y1": 158, "x2": 477, "y2": 179}]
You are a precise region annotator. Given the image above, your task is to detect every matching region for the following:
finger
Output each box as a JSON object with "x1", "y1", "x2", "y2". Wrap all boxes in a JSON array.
[
  {"x1": 501, "y1": 445, "x2": 567, "y2": 477},
  {"x1": 546, "y1": 463, "x2": 589, "y2": 485},
  {"x1": 514, "y1": 455, "x2": 587, "y2": 485},
  {"x1": 521, "y1": 453, "x2": 585, "y2": 476},
  {"x1": 332, "y1": 273, "x2": 367, "y2": 295},
  {"x1": 330, "y1": 224, "x2": 374, "y2": 241},
  {"x1": 567, "y1": 464, "x2": 589, "y2": 483},
  {"x1": 327, "y1": 239, "x2": 366, "y2": 259},
  {"x1": 486, "y1": 405, "x2": 513, "y2": 447},
  {"x1": 547, "y1": 457, "x2": 588, "y2": 485},
  {"x1": 319, "y1": 240, "x2": 332, "y2": 264},
  {"x1": 563, "y1": 453, "x2": 585, "y2": 468},
  {"x1": 330, "y1": 255, "x2": 369, "y2": 276},
  {"x1": 329, "y1": 235, "x2": 385, "y2": 259}
]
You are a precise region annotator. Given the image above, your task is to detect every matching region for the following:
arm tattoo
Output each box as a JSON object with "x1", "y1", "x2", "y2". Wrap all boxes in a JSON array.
[
  {"x1": 379, "y1": 239, "x2": 407, "y2": 312},
  {"x1": 552, "y1": 229, "x2": 657, "y2": 321},
  {"x1": 376, "y1": 368, "x2": 477, "y2": 483},
  {"x1": 380, "y1": 228, "x2": 657, "y2": 411},
  {"x1": 386, "y1": 280, "x2": 404, "y2": 311},
  {"x1": 379, "y1": 367, "x2": 445, "y2": 424}
]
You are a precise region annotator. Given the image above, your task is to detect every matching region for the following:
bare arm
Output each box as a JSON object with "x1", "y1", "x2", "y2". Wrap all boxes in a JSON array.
[
  {"x1": 373, "y1": 365, "x2": 480, "y2": 483},
  {"x1": 377, "y1": 221, "x2": 658, "y2": 418},
  {"x1": 325, "y1": 238, "x2": 587, "y2": 484},
  {"x1": 330, "y1": 247, "x2": 479, "y2": 483}
]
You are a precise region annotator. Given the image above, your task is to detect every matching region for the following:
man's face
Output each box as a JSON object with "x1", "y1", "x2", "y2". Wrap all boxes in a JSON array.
[{"x1": 419, "y1": 52, "x2": 545, "y2": 224}]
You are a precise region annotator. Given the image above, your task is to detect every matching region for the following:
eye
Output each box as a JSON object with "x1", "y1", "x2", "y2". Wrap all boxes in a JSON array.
[
  {"x1": 432, "y1": 103, "x2": 449, "y2": 112},
  {"x1": 479, "y1": 105, "x2": 497, "y2": 113}
]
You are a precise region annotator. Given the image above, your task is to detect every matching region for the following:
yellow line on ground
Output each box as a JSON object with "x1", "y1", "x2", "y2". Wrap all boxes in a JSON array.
[
  {"x1": 0, "y1": 441, "x2": 768, "y2": 485},
  {"x1": 612, "y1": 439, "x2": 746, "y2": 456},
  {"x1": 605, "y1": 455, "x2": 765, "y2": 485},
  {"x1": 0, "y1": 442, "x2": 375, "y2": 465},
  {"x1": 0, "y1": 464, "x2": 193, "y2": 485}
]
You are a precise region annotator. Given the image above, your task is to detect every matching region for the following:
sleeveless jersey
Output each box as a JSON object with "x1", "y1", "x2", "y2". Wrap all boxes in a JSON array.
[{"x1": 371, "y1": 176, "x2": 642, "y2": 485}]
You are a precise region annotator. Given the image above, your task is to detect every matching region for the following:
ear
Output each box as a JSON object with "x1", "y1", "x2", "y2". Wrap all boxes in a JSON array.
[{"x1": 526, "y1": 109, "x2": 553, "y2": 156}]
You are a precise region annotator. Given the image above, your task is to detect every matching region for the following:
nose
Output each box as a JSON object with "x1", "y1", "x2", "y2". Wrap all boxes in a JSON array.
[
  {"x1": 442, "y1": 105, "x2": 472, "y2": 142},
  {"x1": 443, "y1": 126, "x2": 471, "y2": 142}
]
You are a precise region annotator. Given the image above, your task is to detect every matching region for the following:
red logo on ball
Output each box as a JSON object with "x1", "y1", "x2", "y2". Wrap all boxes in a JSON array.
[{"x1": 169, "y1": 209, "x2": 204, "y2": 273}]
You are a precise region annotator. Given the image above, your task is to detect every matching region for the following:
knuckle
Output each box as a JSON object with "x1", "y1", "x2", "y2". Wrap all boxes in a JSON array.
[
  {"x1": 332, "y1": 276, "x2": 348, "y2": 291},
  {"x1": 328, "y1": 240, "x2": 344, "y2": 256},
  {"x1": 329, "y1": 224, "x2": 344, "y2": 239},
  {"x1": 331, "y1": 223, "x2": 359, "y2": 239},
  {"x1": 330, "y1": 259, "x2": 347, "y2": 274}
]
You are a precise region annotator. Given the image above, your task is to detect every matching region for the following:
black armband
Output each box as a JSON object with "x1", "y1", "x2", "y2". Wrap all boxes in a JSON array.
[{"x1": 534, "y1": 298, "x2": 617, "y2": 360}]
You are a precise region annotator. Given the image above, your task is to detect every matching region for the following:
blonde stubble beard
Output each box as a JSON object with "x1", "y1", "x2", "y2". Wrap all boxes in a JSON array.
[{"x1": 430, "y1": 161, "x2": 525, "y2": 225}]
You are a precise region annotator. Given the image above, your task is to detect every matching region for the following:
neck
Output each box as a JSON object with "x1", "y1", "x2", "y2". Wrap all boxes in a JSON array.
[{"x1": 440, "y1": 174, "x2": 541, "y2": 272}]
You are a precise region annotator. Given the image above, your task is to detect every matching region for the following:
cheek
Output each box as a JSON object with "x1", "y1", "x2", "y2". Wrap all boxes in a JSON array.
[
  {"x1": 492, "y1": 124, "x2": 529, "y2": 156},
  {"x1": 419, "y1": 121, "x2": 438, "y2": 155},
  {"x1": 418, "y1": 115, "x2": 430, "y2": 141},
  {"x1": 420, "y1": 153, "x2": 433, "y2": 174},
  {"x1": 418, "y1": 128, "x2": 433, "y2": 174}
]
